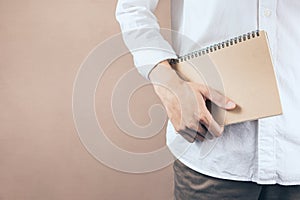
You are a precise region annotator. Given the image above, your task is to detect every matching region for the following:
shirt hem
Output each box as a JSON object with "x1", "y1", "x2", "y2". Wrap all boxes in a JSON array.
[{"x1": 177, "y1": 158, "x2": 300, "y2": 186}]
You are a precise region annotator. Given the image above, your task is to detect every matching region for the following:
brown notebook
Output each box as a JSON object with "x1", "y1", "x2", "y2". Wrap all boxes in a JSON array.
[{"x1": 170, "y1": 30, "x2": 282, "y2": 125}]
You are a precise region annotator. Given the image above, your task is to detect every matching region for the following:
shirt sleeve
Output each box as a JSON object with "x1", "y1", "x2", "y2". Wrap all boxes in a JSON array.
[{"x1": 115, "y1": 0, "x2": 178, "y2": 80}]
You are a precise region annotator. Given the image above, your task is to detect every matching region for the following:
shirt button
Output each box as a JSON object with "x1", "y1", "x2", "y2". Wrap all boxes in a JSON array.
[{"x1": 264, "y1": 9, "x2": 272, "y2": 17}]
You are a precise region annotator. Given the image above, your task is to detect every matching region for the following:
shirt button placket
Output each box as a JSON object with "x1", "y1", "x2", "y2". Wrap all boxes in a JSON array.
[{"x1": 257, "y1": 0, "x2": 278, "y2": 183}]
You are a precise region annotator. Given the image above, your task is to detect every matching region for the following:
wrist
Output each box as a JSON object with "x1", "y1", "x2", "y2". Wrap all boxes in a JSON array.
[
  {"x1": 149, "y1": 60, "x2": 183, "y2": 85},
  {"x1": 149, "y1": 60, "x2": 184, "y2": 96}
]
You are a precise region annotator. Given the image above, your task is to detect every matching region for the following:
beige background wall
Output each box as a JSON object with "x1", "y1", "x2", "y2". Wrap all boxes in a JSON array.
[{"x1": 0, "y1": 0, "x2": 174, "y2": 199}]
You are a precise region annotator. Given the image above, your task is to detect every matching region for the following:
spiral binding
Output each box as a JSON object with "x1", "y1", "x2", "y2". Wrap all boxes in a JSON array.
[{"x1": 169, "y1": 30, "x2": 260, "y2": 64}]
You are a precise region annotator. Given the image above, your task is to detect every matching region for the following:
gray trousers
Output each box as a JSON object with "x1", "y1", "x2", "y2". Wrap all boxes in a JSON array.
[{"x1": 173, "y1": 159, "x2": 300, "y2": 200}]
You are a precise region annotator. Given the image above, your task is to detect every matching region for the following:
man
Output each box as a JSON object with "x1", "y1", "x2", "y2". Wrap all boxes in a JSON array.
[{"x1": 116, "y1": 0, "x2": 300, "y2": 199}]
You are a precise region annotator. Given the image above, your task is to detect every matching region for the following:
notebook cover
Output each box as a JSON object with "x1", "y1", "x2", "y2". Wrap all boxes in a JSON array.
[{"x1": 173, "y1": 31, "x2": 282, "y2": 125}]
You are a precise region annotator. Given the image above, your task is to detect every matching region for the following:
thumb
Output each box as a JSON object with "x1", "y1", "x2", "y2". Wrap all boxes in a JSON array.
[{"x1": 198, "y1": 85, "x2": 236, "y2": 110}]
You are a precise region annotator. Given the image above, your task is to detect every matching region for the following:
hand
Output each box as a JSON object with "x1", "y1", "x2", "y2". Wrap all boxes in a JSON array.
[{"x1": 149, "y1": 61, "x2": 236, "y2": 143}]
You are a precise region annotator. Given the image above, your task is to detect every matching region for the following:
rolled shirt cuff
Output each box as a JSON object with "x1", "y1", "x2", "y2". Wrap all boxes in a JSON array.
[{"x1": 131, "y1": 47, "x2": 178, "y2": 80}]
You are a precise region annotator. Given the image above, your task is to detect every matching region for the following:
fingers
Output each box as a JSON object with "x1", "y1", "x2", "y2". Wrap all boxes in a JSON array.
[
  {"x1": 169, "y1": 82, "x2": 229, "y2": 143},
  {"x1": 178, "y1": 129, "x2": 197, "y2": 143},
  {"x1": 176, "y1": 112, "x2": 224, "y2": 142},
  {"x1": 177, "y1": 120, "x2": 209, "y2": 143},
  {"x1": 187, "y1": 122, "x2": 207, "y2": 139},
  {"x1": 177, "y1": 85, "x2": 225, "y2": 140},
  {"x1": 191, "y1": 92, "x2": 225, "y2": 137},
  {"x1": 198, "y1": 85, "x2": 236, "y2": 110},
  {"x1": 199, "y1": 111, "x2": 224, "y2": 137},
  {"x1": 178, "y1": 127, "x2": 206, "y2": 143}
]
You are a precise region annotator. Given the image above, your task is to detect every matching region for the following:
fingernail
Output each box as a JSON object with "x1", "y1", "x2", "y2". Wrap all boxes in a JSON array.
[{"x1": 226, "y1": 101, "x2": 236, "y2": 109}]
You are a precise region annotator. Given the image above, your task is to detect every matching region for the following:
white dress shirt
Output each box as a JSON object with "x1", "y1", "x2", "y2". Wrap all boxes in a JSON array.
[{"x1": 116, "y1": 0, "x2": 300, "y2": 185}]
